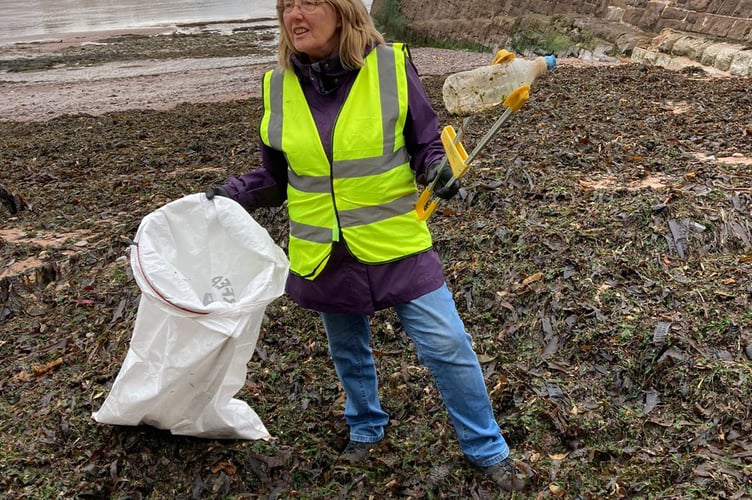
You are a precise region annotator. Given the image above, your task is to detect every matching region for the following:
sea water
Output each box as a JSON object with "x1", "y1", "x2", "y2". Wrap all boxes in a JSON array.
[{"x1": 1, "y1": 0, "x2": 373, "y2": 44}]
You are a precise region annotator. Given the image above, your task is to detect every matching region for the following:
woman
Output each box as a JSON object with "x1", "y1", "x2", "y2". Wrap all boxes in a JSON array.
[{"x1": 206, "y1": 0, "x2": 528, "y2": 492}]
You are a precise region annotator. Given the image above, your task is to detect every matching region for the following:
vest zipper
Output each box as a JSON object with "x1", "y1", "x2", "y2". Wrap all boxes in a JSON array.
[{"x1": 328, "y1": 101, "x2": 348, "y2": 244}]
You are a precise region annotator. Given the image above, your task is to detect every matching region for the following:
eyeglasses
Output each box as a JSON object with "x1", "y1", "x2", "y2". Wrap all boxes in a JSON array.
[{"x1": 278, "y1": 0, "x2": 327, "y2": 14}]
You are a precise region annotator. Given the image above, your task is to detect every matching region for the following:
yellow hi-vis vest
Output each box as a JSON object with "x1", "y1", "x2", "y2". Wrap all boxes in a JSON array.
[{"x1": 260, "y1": 43, "x2": 433, "y2": 280}]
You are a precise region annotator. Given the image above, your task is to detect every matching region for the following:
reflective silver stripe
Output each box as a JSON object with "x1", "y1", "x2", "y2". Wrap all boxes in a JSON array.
[
  {"x1": 339, "y1": 193, "x2": 416, "y2": 227},
  {"x1": 288, "y1": 170, "x2": 331, "y2": 193},
  {"x1": 290, "y1": 220, "x2": 331, "y2": 243},
  {"x1": 267, "y1": 69, "x2": 285, "y2": 149},
  {"x1": 333, "y1": 147, "x2": 409, "y2": 178},
  {"x1": 376, "y1": 44, "x2": 398, "y2": 156}
]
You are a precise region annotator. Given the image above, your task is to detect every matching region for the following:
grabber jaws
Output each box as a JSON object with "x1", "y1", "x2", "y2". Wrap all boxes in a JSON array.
[{"x1": 415, "y1": 85, "x2": 530, "y2": 221}]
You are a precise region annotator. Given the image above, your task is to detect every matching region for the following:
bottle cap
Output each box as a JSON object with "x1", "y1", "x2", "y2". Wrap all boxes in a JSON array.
[{"x1": 544, "y1": 55, "x2": 557, "y2": 71}]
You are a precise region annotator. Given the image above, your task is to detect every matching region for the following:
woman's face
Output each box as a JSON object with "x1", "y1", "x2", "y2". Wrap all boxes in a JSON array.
[{"x1": 283, "y1": 1, "x2": 341, "y2": 61}]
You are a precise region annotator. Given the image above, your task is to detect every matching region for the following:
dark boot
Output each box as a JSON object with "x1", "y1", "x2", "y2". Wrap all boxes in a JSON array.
[
  {"x1": 339, "y1": 440, "x2": 379, "y2": 464},
  {"x1": 481, "y1": 457, "x2": 528, "y2": 492}
]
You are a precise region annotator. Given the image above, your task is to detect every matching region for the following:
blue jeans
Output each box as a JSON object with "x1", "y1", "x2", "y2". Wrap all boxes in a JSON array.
[{"x1": 319, "y1": 284, "x2": 510, "y2": 467}]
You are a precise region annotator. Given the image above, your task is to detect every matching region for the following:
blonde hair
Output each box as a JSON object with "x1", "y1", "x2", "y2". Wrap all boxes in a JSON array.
[{"x1": 276, "y1": 0, "x2": 386, "y2": 71}]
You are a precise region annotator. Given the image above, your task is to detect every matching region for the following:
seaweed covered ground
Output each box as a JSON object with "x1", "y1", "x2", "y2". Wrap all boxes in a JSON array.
[{"x1": 1, "y1": 31, "x2": 752, "y2": 499}]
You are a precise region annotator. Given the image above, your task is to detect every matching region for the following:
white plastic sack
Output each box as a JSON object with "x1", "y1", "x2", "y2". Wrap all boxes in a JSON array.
[{"x1": 92, "y1": 193, "x2": 289, "y2": 440}]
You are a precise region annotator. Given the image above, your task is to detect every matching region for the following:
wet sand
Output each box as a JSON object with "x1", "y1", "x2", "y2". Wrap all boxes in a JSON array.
[{"x1": 0, "y1": 28, "x2": 495, "y2": 123}]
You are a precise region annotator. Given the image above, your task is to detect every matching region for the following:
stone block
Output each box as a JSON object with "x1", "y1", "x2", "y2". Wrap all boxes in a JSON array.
[
  {"x1": 715, "y1": 0, "x2": 742, "y2": 15},
  {"x1": 726, "y1": 19, "x2": 752, "y2": 41},
  {"x1": 622, "y1": 7, "x2": 646, "y2": 25},
  {"x1": 686, "y1": 0, "x2": 713, "y2": 10},
  {"x1": 702, "y1": 15, "x2": 738, "y2": 37},
  {"x1": 615, "y1": 31, "x2": 652, "y2": 53},
  {"x1": 638, "y1": 1, "x2": 669, "y2": 30},
  {"x1": 653, "y1": 51, "x2": 686, "y2": 69},
  {"x1": 729, "y1": 49, "x2": 752, "y2": 76},
  {"x1": 705, "y1": 0, "x2": 726, "y2": 13},
  {"x1": 733, "y1": 0, "x2": 752, "y2": 17},
  {"x1": 692, "y1": 13, "x2": 712, "y2": 32},
  {"x1": 662, "y1": 6, "x2": 690, "y2": 20},
  {"x1": 656, "y1": 19, "x2": 692, "y2": 31},
  {"x1": 685, "y1": 11, "x2": 700, "y2": 24},
  {"x1": 701, "y1": 42, "x2": 744, "y2": 70},
  {"x1": 579, "y1": 2, "x2": 598, "y2": 15},
  {"x1": 652, "y1": 28, "x2": 685, "y2": 52},
  {"x1": 605, "y1": 6, "x2": 626, "y2": 21},
  {"x1": 672, "y1": 33, "x2": 714, "y2": 58},
  {"x1": 630, "y1": 46, "x2": 659, "y2": 64}
]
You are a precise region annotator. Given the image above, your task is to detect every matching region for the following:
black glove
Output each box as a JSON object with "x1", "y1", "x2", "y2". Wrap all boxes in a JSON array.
[
  {"x1": 426, "y1": 161, "x2": 460, "y2": 200},
  {"x1": 206, "y1": 186, "x2": 229, "y2": 200}
]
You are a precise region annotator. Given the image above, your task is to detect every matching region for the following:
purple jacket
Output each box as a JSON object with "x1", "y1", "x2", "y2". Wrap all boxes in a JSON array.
[{"x1": 222, "y1": 45, "x2": 447, "y2": 314}]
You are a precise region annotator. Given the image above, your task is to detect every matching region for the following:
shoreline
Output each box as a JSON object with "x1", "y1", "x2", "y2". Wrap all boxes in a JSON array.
[
  {"x1": 0, "y1": 28, "x2": 177, "y2": 52},
  {"x1": 0, "y1": 19, "x2": 278, "y2": 55},
  {"x1": 0, "y1": 23, "x2": 281, "y2": 122}
]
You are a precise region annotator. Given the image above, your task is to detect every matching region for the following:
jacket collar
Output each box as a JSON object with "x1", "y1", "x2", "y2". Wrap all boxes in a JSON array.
[
  {"x1": 291, "y1": 45, "x2": 378, "y2": 95},
  {"x1": 291, "y1": 51, "x2": 351, "y2": 95}
]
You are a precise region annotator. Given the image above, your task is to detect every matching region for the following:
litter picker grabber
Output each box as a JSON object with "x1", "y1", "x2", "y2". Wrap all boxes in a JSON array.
[
  {"x1": 415, "y1": 49, "x2": 556, "y2": 221},
  {"x1": 415, "y1": 84, "x2": 530, "y2": 221}
]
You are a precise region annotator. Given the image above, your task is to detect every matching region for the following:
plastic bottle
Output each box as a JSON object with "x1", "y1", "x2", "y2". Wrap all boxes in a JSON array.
[{"x1": 442, "y1": 54, "x2": 557, "y2": 116}]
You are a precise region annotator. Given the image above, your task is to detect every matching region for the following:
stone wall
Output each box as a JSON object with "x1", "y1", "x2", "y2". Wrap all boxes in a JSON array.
[
  {"x1": 371, "y1": 0, "x2": 752, "y2": 74},
  {"x1": 605, "y1": 0, "x2": 752, "y2": 41},
  {"x1": 371, "y1": 0, "x2": 752, "y2": 44}
]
